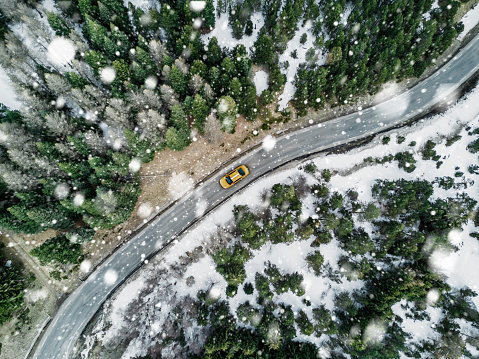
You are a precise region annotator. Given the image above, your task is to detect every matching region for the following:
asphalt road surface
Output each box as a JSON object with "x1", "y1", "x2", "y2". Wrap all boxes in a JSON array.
[{"x1": 33, "y1": 33, "x2": 479, "y2": 359}]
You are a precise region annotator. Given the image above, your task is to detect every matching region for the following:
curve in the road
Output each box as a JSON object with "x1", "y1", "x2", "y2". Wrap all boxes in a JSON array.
[{"x1": 33, "y1": 32, "x2": 479, "y2": 359}]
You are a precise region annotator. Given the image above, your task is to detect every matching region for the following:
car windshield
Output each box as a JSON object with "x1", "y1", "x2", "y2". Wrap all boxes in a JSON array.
[
  {"x1": 225, "y1": 176, "x2": 233, "y2": 184},
  {"x1": 238, "y1": 168, "x2": 245, "y2": 176}
]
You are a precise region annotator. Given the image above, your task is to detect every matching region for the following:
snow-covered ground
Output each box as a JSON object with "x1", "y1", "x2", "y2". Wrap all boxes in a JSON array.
[
  {"x1": 200, "y1": 12, "x2": 264, "y2": 54},
  {"x1": 277, "y1": 20, "x2": 326, "y2": 110},
  {"x1": 0, "y1": 67, "x2": 21, "y2": 110},
  {"x1": 81, "y1": 79, "x2": 479, "y2": 358},
  {"x1": 458, "y1": 2, "x2": 479, "y2": 41},
  {"x1": 253, "y1": 70, "x2": 268, "y2": 96}
]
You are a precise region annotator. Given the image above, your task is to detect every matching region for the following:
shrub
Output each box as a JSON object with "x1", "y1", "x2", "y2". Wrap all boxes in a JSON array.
[
  {"x1": 303, "y1": 162, "x2": 317, "y2": 174},
  {"x1": 306, "y1": 250, "x2": 324, "y2": 275},
  {"x1": 226, "y1": 284, "x2": 238, "y2": 297},
  {"x1": 321, "y1": 169, "x2": 332, "y2": 182},
  {"x1": 260, "y1": 89, "x2": 274, "y2": 104},
  {"x1": 394, "y1": 151, "x2": 416, "y2": 173},
  {"x1": 446, "y1": 135, "x2": 461, "y2": 146},
  {"x1": 467, "y1": 138, "x2": 479, "y2": 153},
  {"x1": 255, "y1": 273, "x2": 273, "y2": 300},
  {"x1": 30, "y1": 235, "x2": 81, "y2": 265},
  {"x1": 65, "y1": 228, "x2": 95, "y2": 244},
  {"x1": 295, "y1": 310, "x2": 314, "y2": 335},
  {"x1": 311, "y1": 229, "x2": 332, "y2": 246},
  {"x1": 311, "y1": 183, "x2": 329, "y2": 197},
  {"x1": 243, "y1": 282, "x2": 254, "y2": 295},
  {"x1": 382, "y1": 136, "x2": 390, "y2": 145},
  {"x1": 300, "y1": 33, "x2": 307, "y2": 44},
  {"x1": 468, "y1": 165, "x2": 479, "y2": 174}
]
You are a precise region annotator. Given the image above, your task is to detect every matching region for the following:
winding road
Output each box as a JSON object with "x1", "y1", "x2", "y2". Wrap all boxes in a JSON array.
[{"x1": 32, "y1": 32, "x2": 479, "y2": 359}]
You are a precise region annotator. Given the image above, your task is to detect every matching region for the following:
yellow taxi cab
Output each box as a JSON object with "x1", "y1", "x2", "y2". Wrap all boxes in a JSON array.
[{"x1": 219, "y1": 165, "x2": 250, "y2": 189}]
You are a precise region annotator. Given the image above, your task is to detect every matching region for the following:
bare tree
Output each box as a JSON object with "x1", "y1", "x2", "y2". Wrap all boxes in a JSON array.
[
  {"x1": 203, "y1": 112, "x2": 224, "y2": 145},
  {"x1": 55, "y1": 142, "x2": 81, "y2": 160},
  {"x1": 44, "y1": 111, "x2": 75, "y2": 136},
  {"x1": 104, "y1": 98, "x2": 133, "y2": 128},
  {"x1": 71, "y1": 85, "x2": 107, "y2": 113},
  {"x1": 45, "y1": 73, "x2": 72, "y2": 94},
  {"x1": 159, "y1": 84, "x2": 179, "y2": 109},
  {"x1": 84, "y1": 130, "x2": 108, "y2": 156},
  {"x1": 137, "y1": 109, "x2": 166, "y2": 143},
  {"x1": 0, "y1": 122, "x2": 35, "y2": 151},
  {"x1": 0, "y1": 163, "x2": 38, "y2": 191},
  {"x1": 149, "y1": 39, "x2": 166, "y2": 64},
  {"x1": 174, "y1": 57, "x2": 189, "y2": 75},
  {"x1": 203, "y1": 83, "x2": 215, "y2": 103},
  {"x1": 161, "y1": 64, "x2": 171, "y2": 82},
  {"x1": 189, "y1": 74, "x2": 204, "y2": 95}
]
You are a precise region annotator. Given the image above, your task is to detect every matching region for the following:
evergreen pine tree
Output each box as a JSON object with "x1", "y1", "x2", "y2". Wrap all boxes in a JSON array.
[
  {"x1": 169, "y1": 65, "x2": 188, "y2": 99},
  {"x1": 191, "y1": 94, "x2": 209, "y2": 134}
]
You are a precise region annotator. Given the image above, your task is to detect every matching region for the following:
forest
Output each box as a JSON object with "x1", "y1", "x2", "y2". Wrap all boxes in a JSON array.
[
  {"x1": 188, "y1": 172, "x2": 479, "y2": 359},
  {"x1": 119, "y1": 121, "x2": 479, "y2": 358},
  {"x1": 0, "y1": 0, "x2": 475, "y2": 356}
]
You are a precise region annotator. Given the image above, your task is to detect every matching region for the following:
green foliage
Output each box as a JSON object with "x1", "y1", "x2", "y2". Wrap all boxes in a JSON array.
[
  {"x1": 0, "y1": 243, "x2": 34, "y2": 325},
  {"x1": 252, "y1": 32, "x2": 275, "y2": 66},
  {"x1": 312, "y1": 305, "x2": 336, "y2": 335},
  {"x1": 422, "y1": 140, "x2": 440, "y2": 161},
  {"x1": 202, "y1": 0, "x2": 215, "y2": 29},
  {"x1": 329, "y1": 192, "x2": 343, "y2": 210},
  {"x1": 394, "y1": 151, "x2": 417, "y2": 172},
  {"x1": 303, "y1": 162, "x2": 317, "y2": 173},
  {"x1": 191, "y1": 94, "x2": 209, "y2": 134},
  {"x1": 30, "y1": 235, "x2": 81, "y2": 265},
  {"x1": 339, "y1": 228, "x2": 374, "y2": 255},
  {"x1": 295, "y1": 310, "x2": 314, "y2": 335},
  {"x1": 264, "y1": 262, "x2": 305, "y2": 296},
  {"x1": 213, "y1": 244, "x2": 251, "y2": 286},
  {"x1": 255, "y1": 272, "x2": 273, "y2": 300},
  {"x1": 360, "y1": 203, "x2": 380, "y2": 221},
  {"x1": 300, "y1": 33, "x2": 307, "y2": 44},
  {"x1": 26, "y1": 203, "x2": 77, "y2": 230},
  {"x1": 321, "y1": 169, "x2": 332, "y2": 182},
  {"x1": 467, "y1": 138, "x2": 479, "y2": 153},
  {"x1": 47, "y1": 12, "x2": 70, "y2": 36},
  {"x1": 243, "y1": 282, "x2": 254, "y2": 295},
  {"x1": 233, "y1": 205, "x2": 264, "y2": 249},
  {"x1": 165, "y1": 126, "x2": 190, "y2": 151},
  {"x1": 65, "y1": 227, "x2": 95, "y2": 244},
  {"x1": 446, "y1": 135, "x2": 461, "y2": 146},
  {"x1": 305, "y1": 250, "x2": 323, "y2": 275},
  {"x1": 169, "y1": 65, "x2": 188, "y2": 99},
  {"x1": 124, "y1": 129, "x2": 155, "y2": 162},
  {"x1": 236, "y1": 301, "x2": 257, "y2": 325},
  {"x1": 372, "y1": 179, "x2": 434, "y2": 217},
  {"x1": 226, "y1": 284, "x2": 238, "y2": 297},
  {"x1": 65, "y1": 72, "x2": 89, "y2": 89},
  {"x1": 311, "y1": 183, "x2": 329, "y2": 197},
  {"x1": 270, "y1": 183, "x2": 300, "y2": 212},
  {"x1": 206, "y1": 37, "x2": 223, "y2": 66}
]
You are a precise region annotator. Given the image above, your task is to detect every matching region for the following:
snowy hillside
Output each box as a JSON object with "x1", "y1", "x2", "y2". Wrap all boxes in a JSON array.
[{"x1": 79, "y1": 83, "x2": 479, "y2": 359}]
